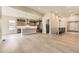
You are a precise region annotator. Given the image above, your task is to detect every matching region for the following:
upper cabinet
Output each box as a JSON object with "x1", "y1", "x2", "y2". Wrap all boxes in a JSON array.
[{"x1": 17, "y1": 19, "x2": 26, "y2": 26}]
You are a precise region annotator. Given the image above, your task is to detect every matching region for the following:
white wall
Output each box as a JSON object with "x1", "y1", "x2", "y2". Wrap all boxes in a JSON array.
[
  {"x1": 1, "y1": 16, "x2": 17, "y2": 35},
  {"x1": 68, "y1": 15, "x2": 79, "y2": 21},
  {"x1": 59, "y1": 17, "x2": 67, "y2": 27},
  {"x1": 51, "y1": 14, "x2": 59, "y2": 34},
  {"x1": 58, "y1": 17, "x2": 68, "y2": 32},
  {"x1": 42, "y1": 12, "x2": 59, "y2": 34},
  {"x1": 59, "y1": 15, "x2": 79, "y2": 32},
  {"x1": 42, "y1": 12, "x2": 51, "y2": 34}
]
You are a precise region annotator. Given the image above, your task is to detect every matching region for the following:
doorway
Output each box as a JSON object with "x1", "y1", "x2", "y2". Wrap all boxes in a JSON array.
[{"x1": 46, "y1": 19, "x2": 49, "y2": 33}]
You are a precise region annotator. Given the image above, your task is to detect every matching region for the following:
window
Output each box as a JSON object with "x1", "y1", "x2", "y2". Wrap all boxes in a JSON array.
[{"x1": 9, "y1": 20, "x2": 16, "y2": 30}]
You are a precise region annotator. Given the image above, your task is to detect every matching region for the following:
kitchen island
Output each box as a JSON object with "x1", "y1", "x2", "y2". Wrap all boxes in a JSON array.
[{"x1": 17, "y1": 25, "x2": 37, "y2": 35}]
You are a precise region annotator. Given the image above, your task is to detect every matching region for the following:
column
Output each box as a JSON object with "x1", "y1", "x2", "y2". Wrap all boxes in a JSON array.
[{"x1": 42, "y1": 17, "x2": 46, "y2": 34}]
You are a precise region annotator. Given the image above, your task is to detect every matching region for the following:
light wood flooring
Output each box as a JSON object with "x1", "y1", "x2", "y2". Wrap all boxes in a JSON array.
[{"x1": 0, "y1": 32, "x2": 79, "y2": 53}]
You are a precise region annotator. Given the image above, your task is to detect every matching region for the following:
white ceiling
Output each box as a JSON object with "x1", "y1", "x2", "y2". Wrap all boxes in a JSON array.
[{"x1": 27, "y1": 6, "x2": 79, "y2": 17}]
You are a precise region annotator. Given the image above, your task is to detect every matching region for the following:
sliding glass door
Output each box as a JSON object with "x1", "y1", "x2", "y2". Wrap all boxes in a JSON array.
[{"x1": 67, "y1": 21, "x2": 79, "y2": 32}]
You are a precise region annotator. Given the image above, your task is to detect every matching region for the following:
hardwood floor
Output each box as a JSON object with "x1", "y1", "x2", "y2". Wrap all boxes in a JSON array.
[{"x1": 0, "y1": 32, "x2": 79, "y2": 53}]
